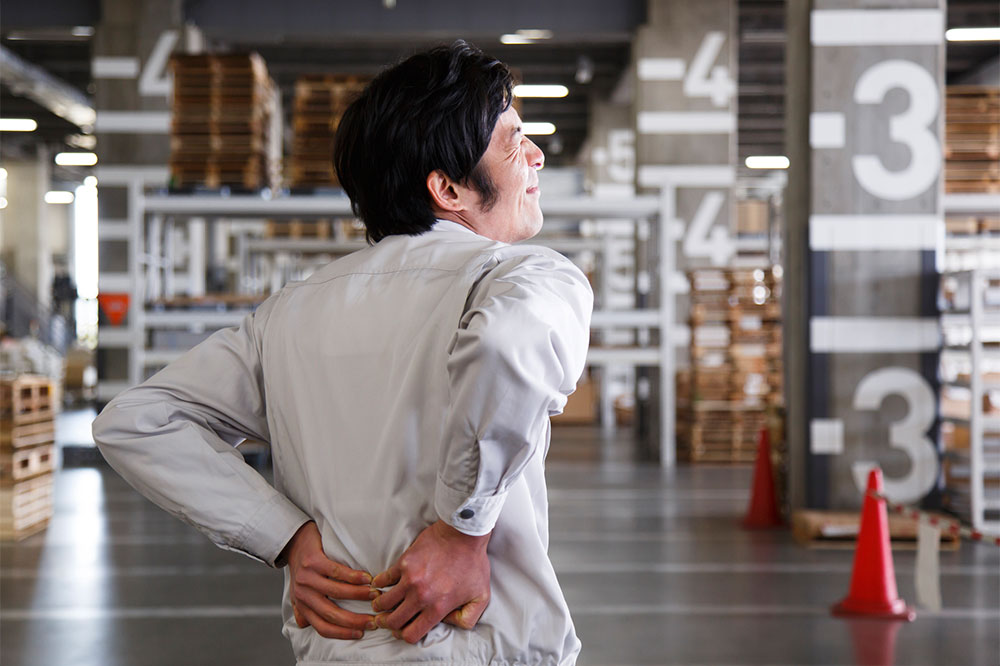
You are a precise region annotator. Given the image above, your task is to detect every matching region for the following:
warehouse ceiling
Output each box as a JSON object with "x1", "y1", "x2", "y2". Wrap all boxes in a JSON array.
[{"x1": 1, "y1": 0, "x2": 998, "y2": 172}]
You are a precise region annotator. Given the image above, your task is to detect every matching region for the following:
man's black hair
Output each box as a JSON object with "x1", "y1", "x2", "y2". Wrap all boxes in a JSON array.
[{"x1": 334, "y1": 40, "x2": 514, "y2": 243}]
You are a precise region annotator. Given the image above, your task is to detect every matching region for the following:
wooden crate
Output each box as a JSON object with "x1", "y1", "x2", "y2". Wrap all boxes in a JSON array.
[
  {"x1": 0, "y1": 419, "x2": 55, "y2": 450},
  {"x1": 792, "y1": 510, "x2": 960, "y2": 550},
  {"x1": 0, "y1": 376, "x2": 54, "y2": 427},
  {"x1": 264, "y1": 220, "x2": 332, "y2": 239},
  {"x1": 0, "y1": 444, "x2": 55, "y2": 485},
  {"x1": 0, "y1": 474, "x2": 53, "y2": 541}
]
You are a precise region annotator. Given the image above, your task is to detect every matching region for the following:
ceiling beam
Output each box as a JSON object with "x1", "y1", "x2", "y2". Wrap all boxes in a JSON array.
[{"x1": 0, "y1": 45, "x2": 95, "y2": 131}]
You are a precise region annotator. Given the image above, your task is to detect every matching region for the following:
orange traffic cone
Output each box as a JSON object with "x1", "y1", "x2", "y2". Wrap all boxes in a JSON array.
[
  {"x1": 832, "y1": 468, "x2": 916, "y2": 621},
  {"x1": 743, "y1": 427, "x2": 782, "y2": 528}
]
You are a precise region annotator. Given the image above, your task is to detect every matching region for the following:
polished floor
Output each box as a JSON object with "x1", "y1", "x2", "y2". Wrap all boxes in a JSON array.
[{"x1": 1, "y1": 415, "x2": 998, "y2": 665}]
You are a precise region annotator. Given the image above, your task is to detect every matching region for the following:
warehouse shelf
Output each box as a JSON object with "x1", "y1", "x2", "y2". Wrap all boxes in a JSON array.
[
  {"x1": 100, "y1": 191, "x2": 681, "y2": 465},
  {"x1": 143, "y1": 309, "x2": 251, "y2": 328},
  {"x1": 97, "y1": 328, "x2": 133, "y2": 347},
  {"x1": 940, "y1": 269, "x2": 1000, "y2": 531},
  {"x1": 142, "y1": 193, "x2": 662, "y2": 219},
  {"x1": 943, "y1": 193, "x2": 1000, "y2": 214}
]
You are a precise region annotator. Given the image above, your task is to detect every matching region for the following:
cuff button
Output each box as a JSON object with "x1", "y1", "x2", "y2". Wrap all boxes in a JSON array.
[{"x1": 459, "y1": 508, "x2": 475, "y2": 519}]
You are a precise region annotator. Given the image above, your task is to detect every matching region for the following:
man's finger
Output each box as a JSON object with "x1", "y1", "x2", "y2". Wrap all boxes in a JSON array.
[
  {"x1": 314, "y1": 557, "x2": 372, "y2": 585},
  {"x1": 299, "y1": 589, "x2": 376, "y2": 630},
  {"x1": 297, "y1": 603, "x2": 365, "y2": 641},
  {"x1": 399, "y1": 609, "x2": 444, "y2": 645},
  {"x1": 370, "y1": 578, "x2": 407, "y2": 613},
  {"x1": 375, "y1": 596, "x2": 421, "y2": 632},
  {"x1": 371, "y1": 563, "x2": 401, "y2": 589},
  {"x1": 293, "y1": 604, "x2": 309, "y2": 628},
  {"x1": 300, "y1": 569, "x2": 375, "y2": 602},
  {"x1": 443, "y1": 595, "x2": 489, "y2": 630}
]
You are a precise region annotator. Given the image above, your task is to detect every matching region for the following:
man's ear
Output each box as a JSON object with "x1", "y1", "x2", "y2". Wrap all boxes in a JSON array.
[{"x1": 426, "y1": 170, "x2": 465, "y2": 213}]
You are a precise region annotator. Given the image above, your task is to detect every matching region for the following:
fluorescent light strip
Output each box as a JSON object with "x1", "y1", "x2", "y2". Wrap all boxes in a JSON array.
[
  {"x1": 516, "y1": 29, "x2": 553, "y2": 40},
  {"x1": 946, "y1": 27, "x2": 1000, "y2": 41},
  {"x1": 522, "y1": 122, "x2": 556, "y2": 136},
  {"x1": 45, "y1": 191, "x2": 75, "y2": 204},
  {"x1": 0, "y1": 118, "x2": 38, "y2": 132},
  {"x1": 55, "y1": 152, "x2": 98, "y2": 166},
  {"x1": 501, "y1": 34, "x2": 535, "y2": 45},
  {"x1": 513, "y1": 84, "x2": 568, "y2": 98},
  {"x1": 745, "y1": 155, "x2": 790, "y2": 169}
]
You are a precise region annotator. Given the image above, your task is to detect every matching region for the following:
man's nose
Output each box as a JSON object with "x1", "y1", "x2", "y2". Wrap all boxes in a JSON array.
[{"x1": 526, "y1": 139, "x2": 544, "y2": 170}]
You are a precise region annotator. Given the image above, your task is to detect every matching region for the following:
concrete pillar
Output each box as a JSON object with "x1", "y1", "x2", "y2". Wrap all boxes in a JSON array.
[
  {"x1": 0, "y1": 155, "x2": 54, "y2": 311},
  {"x1": 797, "y1": 1, "x2": 944, "y2": 508},
  {"x1": 632, "y1": 0, "x2": 738, "y2": 462},
  {"x1": 92, "y1": 0, "x2": 191, "y2": 397}
]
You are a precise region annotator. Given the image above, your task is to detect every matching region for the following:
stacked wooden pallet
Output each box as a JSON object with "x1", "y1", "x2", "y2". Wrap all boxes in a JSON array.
[
  {"x1": 289, "y1": 75, "x2": 368, "y2": 189},
  {"x1": 170, "y1": 53, "x2": 279, "y2": 191},
  {"x1": 681, "y1": 268, "x2": 783, "y2": 463},
  {"x1": 945, "y1": 86, "x2": 1000, "y2": 194},
  {"x1": 264, "y1": 220, "x2": 332, "y2": 239},
  {"x1": 1, "y1": 376, "x2": 56, "y2": 540}
]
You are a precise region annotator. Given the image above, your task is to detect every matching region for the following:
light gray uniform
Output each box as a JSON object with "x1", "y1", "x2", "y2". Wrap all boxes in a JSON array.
[{"x1": 93, "y1": 220, "x2": 592, "y2": 665}]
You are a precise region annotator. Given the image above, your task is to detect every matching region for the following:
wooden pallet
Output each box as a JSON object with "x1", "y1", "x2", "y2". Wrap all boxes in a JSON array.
[
  {"x1": 0, "y1": 473, "x2": 53, "y2": 540},
  {"x1": 0, "y1": 419, "x2": 55, "y2": 450},
  {"x1": 0, "y1": 444, "x2": 55, "y2": 485},
  {"x1": 792, "y1": 510, "x2": 960, "y2": 550},
  {"x1": 0, "y1": 376, "x2": 54, "y2": 427},
  {"x1": 264, "y1": 220, "x2": 332, "y2": 239}
]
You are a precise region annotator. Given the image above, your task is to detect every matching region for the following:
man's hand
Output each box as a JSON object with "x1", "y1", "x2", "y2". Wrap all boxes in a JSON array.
[
  {"x1": 282, "y1": 521, "x2": 377, "y2": 640},
  {"x1": 370, "y1": 519, "x2": 491, "y2": 644}
]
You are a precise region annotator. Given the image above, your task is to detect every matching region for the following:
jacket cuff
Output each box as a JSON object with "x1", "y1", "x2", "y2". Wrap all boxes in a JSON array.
[
  {"x1": 434, "y1": 476, "x2": 507, "y2": 536},
  {"x1": 238, "y1": 493, "x2": 311, "y2": 568}
]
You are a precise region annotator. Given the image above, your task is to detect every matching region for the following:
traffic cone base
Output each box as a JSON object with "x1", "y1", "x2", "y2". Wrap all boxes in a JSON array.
[{"x1": 832, "y1": 596, "x2": 916, "y2": 622}]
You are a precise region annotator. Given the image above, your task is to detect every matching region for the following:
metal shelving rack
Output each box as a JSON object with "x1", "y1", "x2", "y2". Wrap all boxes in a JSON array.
[
  {"x1": 97, "y1": 192, "x2": 683, "y2": 465},
  {"x1": 939, "y1": 193, "x2": 1000, "y2": 533},
  {"x1": 940, "y1": 268, "x2": 1000, "y2": 534}
]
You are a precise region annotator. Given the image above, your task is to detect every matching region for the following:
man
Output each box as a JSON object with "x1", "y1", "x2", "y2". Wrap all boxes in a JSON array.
[{"x1": 93, "y1": 40, "x2": 591, "y2": 665}]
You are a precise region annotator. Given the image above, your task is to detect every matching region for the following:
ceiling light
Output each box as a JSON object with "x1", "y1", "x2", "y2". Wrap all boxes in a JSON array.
[
  {"x1": 745, "y1": 155, "x2": 790, "y2": 169},
  {"x1": 0, "y1": 197, "x2": 7, "y2": 210},
  {"x1": 501, "y1": 34, "x2": 535, "y2": 45},
  {"x1": 515, "y1": 29, "x2": 553, "y2": 40},
  {"x1": 71, "y1": 26, "x2": 95, "y2": 37},
  {"x1": 946, "y1": 27, "x2": 1000, "y2": 41},
  {"x1": 513, "y1": 85, "x2": 569, "y2": 98},
  {"x1": 522, "y1": 122, "x2": 556, "y2": 136},
  {"x1": 0, "y1": 118, "x2": 38, "y2": 132},
  {"x1": 45, "y1": 191, "x2": 75, "y2": 204},
  {"x1": 0, "y1": 168, "x2": 7, "y2": 178},
  {"x1": 84, "y1": 176, "x2": 98, "y2": 187},
  {"x1": 55, "y1": 152, "x2": 98, "y2": 166}
]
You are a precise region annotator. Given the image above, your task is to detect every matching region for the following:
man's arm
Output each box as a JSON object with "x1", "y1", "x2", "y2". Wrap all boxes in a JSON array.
[
  {"x1": 372, "y1": 250, "x2": 593, "y2": 643},
  {"x1": 92, "y1": 297, "x2": 374, "y2": 636}
]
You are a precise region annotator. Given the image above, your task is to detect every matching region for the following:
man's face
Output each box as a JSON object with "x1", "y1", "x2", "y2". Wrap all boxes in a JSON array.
[{"x1": 467, "y1": 107, "x2": 545, "y2": 243}]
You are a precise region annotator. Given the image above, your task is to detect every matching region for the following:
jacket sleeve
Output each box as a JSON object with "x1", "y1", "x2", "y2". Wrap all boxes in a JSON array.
[
  {"x1": 434, "y1": 249, "x2": 593, "y2": 536},
  {"x1": 91, "y1": 296, "x2": 310, "y2": 566}
]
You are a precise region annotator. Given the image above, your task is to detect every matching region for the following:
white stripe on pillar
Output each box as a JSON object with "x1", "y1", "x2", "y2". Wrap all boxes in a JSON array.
[
  {"x1": 810, "y1": 317, "x2": 941, "y2": 353},
  {"x1": 637, "y1": 112, "x2": 735, "y2": 134},
  {"x1": 809, "y1": 215, "x2": 943, "y2": 251},
  {"x1": 811, "y1": 9, "x2": 944, "y2": 46}
]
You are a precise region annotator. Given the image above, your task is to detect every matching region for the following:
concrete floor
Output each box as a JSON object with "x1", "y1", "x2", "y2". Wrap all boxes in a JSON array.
[{"x1": 1, "y1": 414, "x2": 998, "y2": 665}]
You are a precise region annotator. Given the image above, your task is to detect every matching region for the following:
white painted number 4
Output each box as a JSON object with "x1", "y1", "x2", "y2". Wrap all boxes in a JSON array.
[{"x1": 684, "y1": 32, "x2": 735, "y2": 107}]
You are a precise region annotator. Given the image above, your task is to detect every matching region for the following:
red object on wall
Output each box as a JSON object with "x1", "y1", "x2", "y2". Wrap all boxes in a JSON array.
[{"x1": 98, "y1": 293, "x2": 130, "y2": 327}]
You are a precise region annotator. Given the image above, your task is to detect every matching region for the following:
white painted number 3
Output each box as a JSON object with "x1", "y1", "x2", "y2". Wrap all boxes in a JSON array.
[
  {"x1": 852, "y1": 59, "x2": 941, "y2": 201},
  {"x1": 850, "y1": 367, "x2": 938, "y2": 504}
]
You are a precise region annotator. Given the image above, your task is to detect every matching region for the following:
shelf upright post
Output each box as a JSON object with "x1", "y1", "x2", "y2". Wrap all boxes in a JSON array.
[
  {"x1": 970, "y1": 269, "x2": 985, "y2": 531},
  {"x1": 659, "y1": 189, "x2": 675, "y2": 468},
  {"x1": 129, "y1": 183, "x2": 146, "y2": 388}
]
